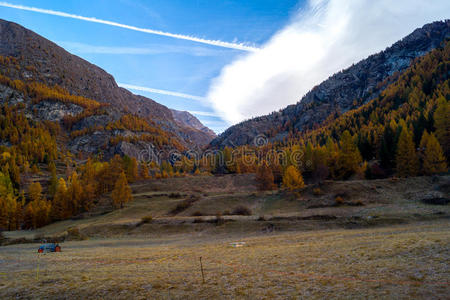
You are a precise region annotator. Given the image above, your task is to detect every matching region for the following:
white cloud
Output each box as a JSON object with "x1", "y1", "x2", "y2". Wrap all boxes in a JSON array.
[
  {"x1": 58, "y1": 41, "x2": 227, "y2": 57},
  {"x1": 0, "y1": 1, "x2": 259, "y2": 52},
  {"x1": 118, "y1": 83, "x2": 207, "y2": 103},
  {"x1": 188, "y1": 110, "x2": 220, "y2": 117},
  {"x1": 207, "y1": 0, "x2": 450, "y2": 125}
]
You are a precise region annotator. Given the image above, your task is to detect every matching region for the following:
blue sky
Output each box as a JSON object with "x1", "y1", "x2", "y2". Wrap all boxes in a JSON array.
[
  {"x1": 0, "y1": 0, "x2": 301, "y2": 132},
  {"x1": 1, "y1": 0, "x2": 449, "y2": 133}
]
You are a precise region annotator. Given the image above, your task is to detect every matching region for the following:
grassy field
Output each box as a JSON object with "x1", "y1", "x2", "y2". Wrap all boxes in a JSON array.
[
  {"x1": 0, "y1": 220, "x2": 449, "y2": 299},
  {"x1": 1, "y1": 174, "x2": 449, "y2": 298}
]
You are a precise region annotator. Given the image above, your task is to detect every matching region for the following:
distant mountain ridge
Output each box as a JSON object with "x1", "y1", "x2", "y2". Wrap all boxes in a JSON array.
[
  {"x1": 211, "y1": 20, "x2": 450, "y2": 148},
  {"x1": 0, "y1": 19, "x2": 214, "y2": 148},
  {"x1": 171, "y1": 109, "x2": 216, "y2": 145}
]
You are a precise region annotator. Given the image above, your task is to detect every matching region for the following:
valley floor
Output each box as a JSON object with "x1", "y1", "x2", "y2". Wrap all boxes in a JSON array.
[
  {"x1": 0, "y1": 220, "x2": 449, "y2": 299},
  {"x1": 0, "y1": 174, "x2": 449, "y2": 299}
]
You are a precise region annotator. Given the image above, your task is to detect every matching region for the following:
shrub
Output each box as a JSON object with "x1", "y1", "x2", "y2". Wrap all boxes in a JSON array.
[
  {"x1": 66, "y1": 227, "x2": 87, "y2": 240},
  {"x1": 313, "y1": 188, "x2": 322, "y2": 196},
  {"x1": 191, "y1": 211, "x2": 204, "y2": 216},
  {"x1": 208, "y1": 213, "x2": 225, "y2": 226},
  {"x1": 168, "y1": 192, "x2": 182, "y2": 198},
  {"x1": 193, "y1": 218, "x2": 205, "y2": 223},
  {"x1": 335, "y1": 196, "x2": 344, "y2": 205},
  {"x1": 141, "y1": 215, "x2": 153, "y2": 223},
  {"x1": 232, "y1": 205, "x2": 252, "y2": 216},
  {"x1": 170, "y1": 197, "x2": 198, "y2": 215}
]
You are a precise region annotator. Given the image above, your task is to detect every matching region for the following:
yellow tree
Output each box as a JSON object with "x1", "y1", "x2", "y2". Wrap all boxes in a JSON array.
[
  {"x1": 28, "y1": 182, "x2": 42, "y2": 202},
  {"x1": 282, "y1": 165, "x2": 305, "y2": 191},
  {"x1": 51, "y1": 178, "x2": 68, "y2": 220},
  {"x1": 139, "y1": 162, "x2": 150, "y2": 179},
  {"x1": 255, "y1": 162, "x2": 275, "y2": 191},
  {"x1": 112, "y1": 171, "x2": 132, "y2": 209},
  {"x1": 422, "y1": 133, "x2": 448, "y2": 175},
  {"x1": 68, "y1": 172, "x2": 83, "y2": 215},
  {"x1": 396, "y1": 127, "x2": 419, "y2": 177},
  {"x1": 336, "y1": 131, "x2": 362, "y2": 179},
  {"x1": 434, "y1": 96, "x2": 449, "y2": 157}
]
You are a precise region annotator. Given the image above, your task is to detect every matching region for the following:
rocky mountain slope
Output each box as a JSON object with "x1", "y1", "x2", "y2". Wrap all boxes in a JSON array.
[
  {"x1": 0, "y1": 19, "x2": 214, "y2": 152},
  {"x1": 171, "y1": 109, "x2": 216, "y2": 145},
  {"x1": 211, "y1": 20, "x2": 450, "y2": 148}
]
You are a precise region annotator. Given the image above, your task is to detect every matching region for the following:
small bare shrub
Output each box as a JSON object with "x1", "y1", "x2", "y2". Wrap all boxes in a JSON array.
[
  {"x1": 168, "y1": 192, "x2": 182, "y2": 198},
  {"x1": 67, "y1": 227, "x2": 87, "y2": 241},
  {"x1": 191, "y1": 211, "x2": 204, "y2": 216},
  {"x1": 141, "y1": 216, "x2": 153, "y2": 223},
  {"x1": 232, "y1": 205, "x2": 252, "y2": 216}
]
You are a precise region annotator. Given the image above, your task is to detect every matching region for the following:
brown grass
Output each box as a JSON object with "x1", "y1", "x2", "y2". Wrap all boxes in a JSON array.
[{"x1": 0, "y1": 221, "x2": 448, "y2": 299}]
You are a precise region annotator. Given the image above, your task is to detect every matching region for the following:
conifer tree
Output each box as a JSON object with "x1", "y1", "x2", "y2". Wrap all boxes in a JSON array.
[
  {"x1": 434, "y1": 97, "x2": 450, "y2": 158},
  {"x1": 48, "y1": 161, "x2": 58, "y2": 197},
  {"x1": 422, "y1": 133, "x2": 448, "y2": 175},
  {"x1": 51, "y1": 178, "x2": 68, "y2": 220},
  {"x1": 396, "y1": 127, "x2": 419, "y2": 177},
  {"x1": 336, "y1": 131, "x2": 362, "y2": 179},
  {"x1": 255, "y1": 162, "x2": 275, "y2": 190},
  {"x1": 282, "y1": 165, "x2": 305, "y2": 191},
  {"x1": 140, "y1": 162, "x2": 150, "y2": 179},
  {"x1": 28, "y1": 182, "x2": 42, "y2": 202},
  {"x1": 112, "y1": 171, "x2": 132, "y2": 209}
]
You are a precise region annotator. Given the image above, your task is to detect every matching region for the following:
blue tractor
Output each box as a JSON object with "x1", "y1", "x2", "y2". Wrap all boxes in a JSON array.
[{"x1": 38, "y1": 243, "x2": 61, "y2": 253}]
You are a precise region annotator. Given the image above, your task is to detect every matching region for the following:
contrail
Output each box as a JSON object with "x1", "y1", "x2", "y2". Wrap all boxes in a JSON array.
[
  {"x1": 0, "y1": 1, "x2": 259, "y2": 52},
  {"x1": 119, "y1": 83, "x2": 207, "y2": 102}
]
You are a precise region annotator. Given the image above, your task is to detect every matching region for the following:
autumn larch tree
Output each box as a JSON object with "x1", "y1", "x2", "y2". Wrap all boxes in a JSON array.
[
  {"x1": 51, "y1": 178, "x2": 68, "y2": 220},
  {"x1": 396, "y1": 127, "x2": 419, "y2": 177},
  {"x1": 255, "y1": 162, "x2": 275, "y2": 191},
  {"x1": 336, "y1": 130, "x2": 362, "y2": 179},
  {"x1": 433, "y1": 97, "x2": 449, "y2": 159},
  {"x1": 282, "y1": 165, "x2": 305, "y2": 191},
  {"x1": 112, "y1": 171, "x2": 132, "y2": 209},
  {"x1": 422, "y1": 133, "x2": 448, "y2": 175}
]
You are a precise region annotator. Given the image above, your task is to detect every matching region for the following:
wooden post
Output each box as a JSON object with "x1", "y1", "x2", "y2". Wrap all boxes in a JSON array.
[{"x1": 199, "y1": 256, "x2": 205, "y2": 284}]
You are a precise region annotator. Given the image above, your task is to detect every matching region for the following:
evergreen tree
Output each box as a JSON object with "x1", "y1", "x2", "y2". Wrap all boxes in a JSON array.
[{"x1": 396, "y1": 127, "x2": 419, "y2": 177}]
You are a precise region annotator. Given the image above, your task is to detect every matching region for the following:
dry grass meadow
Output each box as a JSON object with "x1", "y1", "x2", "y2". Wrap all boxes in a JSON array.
[{"x1": 1, "y1": 175, "x2": 449, "y2": 299}]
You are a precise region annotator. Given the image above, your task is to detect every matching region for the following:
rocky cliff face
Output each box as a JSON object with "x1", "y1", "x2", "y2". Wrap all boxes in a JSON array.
[
  {"x1": 171, "y1": 109, "x2": 216, "y2": 145},
  {"x1": 211, "y1": 20, "x2": 450, "y2": 148},
  {"x1": 0, "y1": 19, "x2": 214, "y2": 148}
]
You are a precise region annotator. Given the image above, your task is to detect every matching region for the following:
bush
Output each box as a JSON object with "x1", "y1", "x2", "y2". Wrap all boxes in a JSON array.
[
  {"x1": 257, "y1": 215, "x2": 267, "y2": 221},
  {"x1": 191, "y1": 211, "x2": 204, "y2": 216},
  {"x1": 208, "y1": 213, "x2": 225, "y2": 226},
  {"x1": 66, "y1": 227, "x2": 87, "y2": 241},
  {"x1": 170, "y1": 196, "x2": 199, "y2": 215},
  {"x1": 193, "y1": 218, "x2": 205, "y2": 223},
  {"x1": 232, "y1": 205, "x2": 252, "y2": 216},
  {"x1": 335, "y1": 196, "x2": 344, "y2": 205},
  {"x1": 313, "y1": 188, "x2": 322, "y2": 195},
  {"x1": 168, "y1": 192, "x2": 182, "y2": 198},
  {"x1": 141, "y1": 215, "x2": 153, "y2": 223}
]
